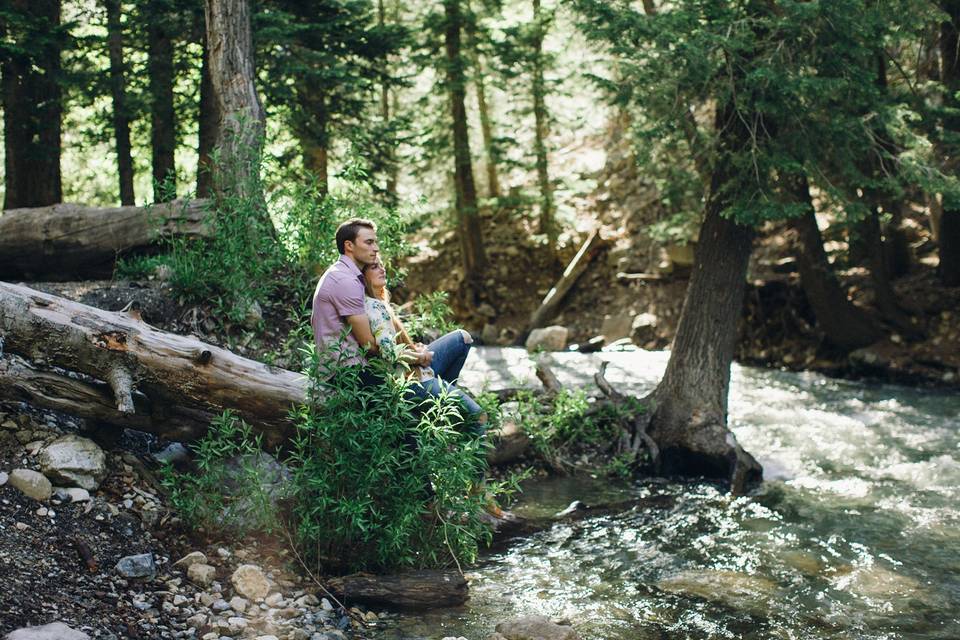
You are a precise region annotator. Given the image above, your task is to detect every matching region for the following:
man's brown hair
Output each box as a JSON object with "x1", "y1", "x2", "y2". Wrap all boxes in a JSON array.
[{"x1": 335, "y1": 218, "x2": 377, "y2": 255}]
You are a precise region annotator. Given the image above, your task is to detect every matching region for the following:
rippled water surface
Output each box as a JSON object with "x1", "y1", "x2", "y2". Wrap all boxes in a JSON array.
[{"x1": 377, "y1": 348, "x2": 960, "y2": 639}]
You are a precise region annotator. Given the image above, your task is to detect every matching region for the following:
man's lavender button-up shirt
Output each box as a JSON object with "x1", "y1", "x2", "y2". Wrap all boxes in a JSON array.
[{"x1": 311, "y1": 255, "x2": 367, "y2": 369}]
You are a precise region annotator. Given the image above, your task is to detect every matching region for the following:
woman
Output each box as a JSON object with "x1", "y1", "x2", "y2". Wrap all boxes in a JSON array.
[{"x1": 362, "y1": 261, "x2": 487, "y2": 431}]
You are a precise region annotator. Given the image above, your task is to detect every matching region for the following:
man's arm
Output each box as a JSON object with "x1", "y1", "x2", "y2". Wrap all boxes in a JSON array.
[{"x1": 346, "y1": 314, "x2": 379, "y2": 355}]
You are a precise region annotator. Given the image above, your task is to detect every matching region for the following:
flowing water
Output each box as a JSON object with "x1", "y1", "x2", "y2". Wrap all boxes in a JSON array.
[{"x1": 377, "y1": 348, "x2": 960, "y2": 639}]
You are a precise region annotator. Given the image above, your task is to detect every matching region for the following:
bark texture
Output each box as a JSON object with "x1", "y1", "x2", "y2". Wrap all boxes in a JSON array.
[
  {"x1": 0, "y1": 200, "x2": 210, "y2": 279},
  {"x1": 0, "y1": 282, "x2": 305, "y2": 448},
  {"x1": 205, "y1": 0, "x2": 267, "y2": 199},
  {"x1": 1, "y1": 0, "x2": 63, "y2": 209},
  {"x1": 148, "y1": 0, "x2": 177, "y2": 200},
  {"x1": 197, "y1": 28, "x2": 219, "y2": 198},
  {"x1": 645, "y1": 105, "x2": 762, "y2": 494},
  {"x1": 104, "y1": 0, "x2": 136, "y2": 205},
  {"x1": 788, "y1": 177, "x2": 883, "y2": 351},
  {"x1": 465, "y1": 0, "x2": 500, "y2": 199},
  {"x1": 445, "y1": 0, "x2": 487, "y2": 283}
]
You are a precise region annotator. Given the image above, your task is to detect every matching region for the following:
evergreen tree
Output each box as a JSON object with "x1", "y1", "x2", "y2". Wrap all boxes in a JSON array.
[{"x1": 104, "y1": 0, "x2": 136, "y2": 205}]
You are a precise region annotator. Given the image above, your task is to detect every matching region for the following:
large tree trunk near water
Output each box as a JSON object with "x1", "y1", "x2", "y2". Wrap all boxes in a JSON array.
[
  {"x1": 205, "y1": 0, "x2": 266, "y2": 201},
  {"x1": 104, "y1": 0, "x2": 136, "y2": 205},
  {"x1": 644, "y1": 106, "x2": 762, "y2": 494},
  {"x1": 0, "y1": 282, "x2": 304, "y2": 448},
  {"x1": 531, "y1": 0, "x2": 555, "y2": 253},
  {"x1": 445, "y1": 0, "x2": 487, "y2": 289},
  {"x1": 1, "y1": 0, "x2": 63, "y2": 210},
  {"x1": 939, "y1": 1, "x2": 960, "y2": 286},
  {"x1": 788, "y1": 176, "x2": 883, "y2": 351},
  {"x1": 0, "y1": 200, "x2": 210, "y2": 279}
]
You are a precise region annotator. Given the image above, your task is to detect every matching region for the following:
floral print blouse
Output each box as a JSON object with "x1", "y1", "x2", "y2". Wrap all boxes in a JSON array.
[{"x1": 365, "y1": 296, "x2": 434, "y2": 381}]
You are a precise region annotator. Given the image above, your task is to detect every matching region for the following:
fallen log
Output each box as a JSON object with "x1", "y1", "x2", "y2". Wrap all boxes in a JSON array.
[
  {"x1": 527, "y1": 229, "x2": 609, "y2": 331},
  {"x1": 0, "y1": 199, "x2": 210, "y2": 280},
  {"x1": 0, "y1": 281, "x2": 304, "y2": 447},
  {"x1": 327, "y1": 570, "x2": 468, "y2": 609}
]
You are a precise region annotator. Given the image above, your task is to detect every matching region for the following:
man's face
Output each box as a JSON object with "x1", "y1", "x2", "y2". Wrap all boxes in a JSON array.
[{"x1": 346, "y1": 227, "x2": 379, "y2": 267}]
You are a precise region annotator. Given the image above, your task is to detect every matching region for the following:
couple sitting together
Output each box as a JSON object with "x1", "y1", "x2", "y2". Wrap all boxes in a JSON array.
[{"x1": 310, "y1": 217, "x2": 487, "y2": 432}]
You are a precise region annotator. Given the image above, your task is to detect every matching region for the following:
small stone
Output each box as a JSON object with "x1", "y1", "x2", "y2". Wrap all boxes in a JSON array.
[
  {"x1": 115, "y1": 553, "x2": 157, "y2": 580},
  {"x1": 5, "y1": 622, "x2": 91, "y2": 639},
  {"x1": 0, "y1": 471, "x2": 7, "y2": 486},
  {"x1": 227, "y1": 617, "x2": 248, "y2": 631},
  {"x1": 231, "y1": 564, "x2": 271, "y2": 601},
  {"x1": 229, "y1": 596, "x2": 248, "y2": 613},
  {"x1": 35, "y1": 507, "x2": 48, "y2": 516},
  {"x1": 294, "y1": 594, "x2": 319, "y2": 607},
  {"x1": 188, "y1": 563, "x2": 217, "y2": 586},
  {"x1": 8, "y1": 469, "x2": 53, "y2": 501},
  {"x1": 264, "y1": 593, "x2": 284, "y2": 607},
  {"x1": 320, "y1": 598, "x2": 333, "y2": 611},
  {"x1": 173, "y1": 595, "x2": 189, "y2": 606},
  {"x1": 53, "y1": 487, "x2": 91, "y2": 503},
  {"x1": 212, "y1": 598, "x2": 231, "y2": 612},
  {"x1": 175, "y1": 551, "x2": 208, "y2": 568},
  {"x1": 15, "y1": 522, "x2": 28, "y2": 530},
  {"x1": 216, "y1": 547, "x2": 232, "y2": 559}
]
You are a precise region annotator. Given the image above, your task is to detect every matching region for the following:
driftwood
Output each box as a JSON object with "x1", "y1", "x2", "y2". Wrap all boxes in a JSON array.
[
  {"x1": 528, "y1": 229, "x2": 608, "y2": 330},
  {"x1": 327, "y1": 570, "x2": 468, "y2": 609},
  {"x1": 0, "y1": 199, "x2": 210, "y2": 279}
]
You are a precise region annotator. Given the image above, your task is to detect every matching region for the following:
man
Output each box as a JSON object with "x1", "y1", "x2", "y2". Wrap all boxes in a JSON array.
[{"x1": 311, "y1": 218, "x2": 431, "y2": 382}]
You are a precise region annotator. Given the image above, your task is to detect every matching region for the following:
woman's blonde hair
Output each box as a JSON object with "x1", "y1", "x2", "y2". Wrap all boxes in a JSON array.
[{"x1": 363, "y1": 262, "x2": 413, "y2": 345}]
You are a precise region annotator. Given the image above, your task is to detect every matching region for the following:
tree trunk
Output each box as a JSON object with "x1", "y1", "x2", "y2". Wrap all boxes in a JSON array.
[
  {"x1": 197, "y1": 28, "x2": 218, "y2": 199},
  {"x1": 104, "y1": 0, "x2": 136, "y2": 205},
  {"x1": 939, "y1": 1, "x2": 960, "y2": 285},
  {"x1": 444, "y1": 0, "x2": 487, "y2": 282},
  {"x1": 788, "y1": 176, "x2": 883, "y2": 351},
  {"x1": 645, "y1": 105, "x2": 762, "y2": 494},
  {"x1": 148, "y1": 0, "x2": 177, "y2": 201},
  {"x1": 464, "y1": 0, "x2": 500, "y2": 199},
  {"x1": 1, "y1": 0, "x2": 63, "y2": 209},
  {"x1": 378, "y1": 0, "x2": 397, "y2": 199},
  {"x1": 204, "y1": 0, "x2": 267, "y2": 202},
  {"x1": 532, "y1": 0, "x2": 555, "y2": 251},
  {"x1": 862, "y1": 200, "x2": 921, "y2": 335},
  {"x1": 295, "y1": 84, "x2": 330, "y2": 191},
  {"x1": 0, "y1": 200, "x2": 210, "y2": 279}
]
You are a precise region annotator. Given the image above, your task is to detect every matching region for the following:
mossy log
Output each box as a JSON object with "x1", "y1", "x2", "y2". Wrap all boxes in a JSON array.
[{"x1": 0, "y1": 199, "x2": 210, "y2": 280}]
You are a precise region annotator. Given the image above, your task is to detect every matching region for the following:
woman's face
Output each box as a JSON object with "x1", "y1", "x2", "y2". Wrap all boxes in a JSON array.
[{"x1": 364, "y1": 262, "x2": 387, "y2": 289}]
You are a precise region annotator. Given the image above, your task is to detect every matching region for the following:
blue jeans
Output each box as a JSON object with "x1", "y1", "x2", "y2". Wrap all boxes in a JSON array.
[{"x1": 409, "y1": 330, "x2": 484, "y2": 432}]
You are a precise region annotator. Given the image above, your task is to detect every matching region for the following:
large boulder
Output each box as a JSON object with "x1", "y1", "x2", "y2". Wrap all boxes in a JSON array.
[
  {"x1": 492, "y1": 615, "x2": 579, "y2": 640},
  {"x1": 5, "y1": 622, "x2": 90, "y2": 640},
  {"x1": 8, "y1": 468, "x2": 52, "y2": 501},
  {"x1": 38, "y1": 434, "x2": 107, "y2": 490},
  {"x1": 525, "y1": 326, "x2": 569, "y2": 352}
]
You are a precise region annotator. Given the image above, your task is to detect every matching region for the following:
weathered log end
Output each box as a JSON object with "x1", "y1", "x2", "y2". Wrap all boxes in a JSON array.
[{"x1": 327, "y1": 570, "x2": 468, "y2": 609}]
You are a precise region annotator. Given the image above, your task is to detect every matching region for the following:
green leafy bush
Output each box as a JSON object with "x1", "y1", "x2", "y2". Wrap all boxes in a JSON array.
[{"x1": 159, "y1": 411, "x2": 284, "y2": 536}]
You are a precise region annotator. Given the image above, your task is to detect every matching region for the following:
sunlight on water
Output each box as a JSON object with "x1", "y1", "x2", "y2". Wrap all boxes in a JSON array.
[{"x1": 378, "y1": 348, "x2": 960, "y2": 640}]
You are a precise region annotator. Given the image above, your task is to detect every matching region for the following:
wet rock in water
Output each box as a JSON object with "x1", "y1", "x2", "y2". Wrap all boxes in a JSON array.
[
  {"x1": 493, "y1": 615, "x2": 579, "y2": 640},
  {"x1": 174, "y1": 551, "x2": 209, "y2": 568},
  {"x1": 525, "y1": 326, "x2": 569, "y2": 352},
  {"x1": 8, "y1": 469, "x2": 52, "y2": 501},
  {"x1": 38, "y1": 434, "x2": 107, "y2": 490},
  {"x1": 188, "y1": 562, "x2": 217, "y2": 586},
  {"x1": 832, "y1": 564, "x2": 927, "y2": 605},
  {"x1": 779, "y1": 550, "x2": 825, "y2": 577},
  {"x1": 5, "y1": 622, "x2": 90, "y2": 639},
  {"x1": 656, "y1": 570, "x2": 777, "y2": 616},
  {"x1": 115, "y1": 552, "x2": 157, "y2": 580},
  {"x1": 231, "y1": 564, "x2": 271, "y2": 600}
]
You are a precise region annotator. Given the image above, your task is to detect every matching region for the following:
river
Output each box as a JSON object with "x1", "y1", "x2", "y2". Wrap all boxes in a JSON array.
[{"x1": 377, "y1": 347, "x2": 960, "y2": 639}]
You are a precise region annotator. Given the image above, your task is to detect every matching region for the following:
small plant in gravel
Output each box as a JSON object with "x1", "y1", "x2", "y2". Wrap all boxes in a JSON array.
[{"x1": 160, "y1": 410, "x2": 285, "y2": 536}]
